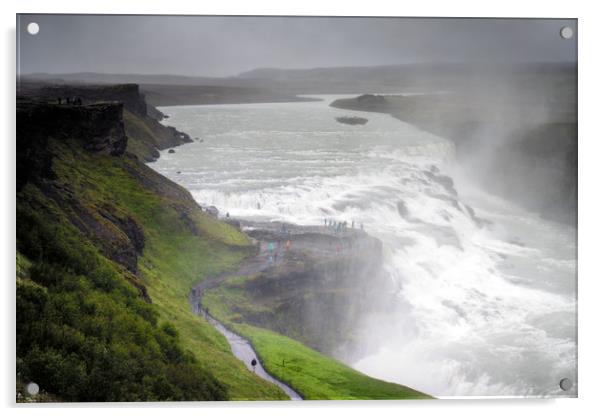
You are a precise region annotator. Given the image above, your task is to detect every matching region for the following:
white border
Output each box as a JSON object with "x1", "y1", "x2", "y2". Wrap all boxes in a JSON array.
[{"x1": 3, "y1": 1, "x2": 601, "y2": 415}]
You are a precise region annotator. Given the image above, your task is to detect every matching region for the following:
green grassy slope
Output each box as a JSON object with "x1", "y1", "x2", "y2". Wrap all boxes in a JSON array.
[
  {"x1": 17, "y1": 107, "x2": 287, "y2": 400},
  {"x1": 205, "y1": 275, "x2": 432, "y2": 400},
  {"x1": 55, "y1": 142, "x2": 289, "y2": 400},
  {"x1": 17, "y1": 183, "x2": 229, "y2": 401}
]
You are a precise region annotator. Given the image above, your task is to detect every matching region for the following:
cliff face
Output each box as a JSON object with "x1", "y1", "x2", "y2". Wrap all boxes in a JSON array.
[
  {"x1": 19, "y1": 83, "x2": 148, "y2": 117},
  {"x1": 17, "y1": 100, "x2": 127, "y2": 192},
  {"x1": 17, "y1": 82, "x2": 193, "y2": 162}
]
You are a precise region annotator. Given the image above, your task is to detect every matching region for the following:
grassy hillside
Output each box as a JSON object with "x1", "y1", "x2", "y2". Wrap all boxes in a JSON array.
[
  {"x1": 205, "y1": 274, "x2": 431, "y2": 400},
  {"x1": 16, "y1": 101, "x2": 288, "y2": 401}
]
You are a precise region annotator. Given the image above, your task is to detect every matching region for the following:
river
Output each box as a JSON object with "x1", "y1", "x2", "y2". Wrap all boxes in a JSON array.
[{"x1": 151, "y1": 95, "x2": 577, "y2": 398}]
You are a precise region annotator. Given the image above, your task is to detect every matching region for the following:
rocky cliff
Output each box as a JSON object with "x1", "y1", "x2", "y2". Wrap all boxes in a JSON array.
[
  {"x1": 17, "y1": 82, "x2": 193, "y2": 162},
  {"x1": 18, "y1": 83, "x2": 148, "y2": 116},
  {"x1": 17, "y1": 99, "x2": 127, "y2": 192}
]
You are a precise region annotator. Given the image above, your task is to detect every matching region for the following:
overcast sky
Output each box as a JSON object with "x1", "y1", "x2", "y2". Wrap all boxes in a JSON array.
[{"x1": 17, "y1": 15, "x2": 577, "y2": 77}]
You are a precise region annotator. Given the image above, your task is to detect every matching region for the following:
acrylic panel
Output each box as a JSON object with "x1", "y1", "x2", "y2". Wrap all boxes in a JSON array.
[{"x1": 16, "y1": 14, "x2": 577, "y2": 402}]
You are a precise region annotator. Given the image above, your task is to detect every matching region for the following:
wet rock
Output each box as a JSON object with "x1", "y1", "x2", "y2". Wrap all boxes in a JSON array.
[
  {"x1": 463, "y1": 203, "x2": 492, "y2": 228},
  {"x1": 424, "y1": 170, "x2": 458, "y2": 197},
  {"x1": 335, "y1": 116, "x2": 368, "y2": 126},
  {"x1": 396, "y1": 200, "x2": 410, "y2": 218},
  {"x1": 427, "y1": 192, "x2": 462, "y2": 211},
  {"x1": 205, "y1": 206, "x2": 219, "y2": 218},
  {"x1": 168, "y1": 149, "x2": 175, "y2": 154},
  {"x1": 442, "y1": 300, "x2": 467, "y2": 320}
]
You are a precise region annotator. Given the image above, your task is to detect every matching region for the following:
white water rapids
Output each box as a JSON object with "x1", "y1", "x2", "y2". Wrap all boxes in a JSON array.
[{"x1": 151, "y1": 95, "x2": 576, "y2": 398}]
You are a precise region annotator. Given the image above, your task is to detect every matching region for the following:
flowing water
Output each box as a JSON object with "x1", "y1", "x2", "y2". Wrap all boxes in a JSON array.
[{"x1": 152, "y1": 95, "x2": 577, "y2": 398}]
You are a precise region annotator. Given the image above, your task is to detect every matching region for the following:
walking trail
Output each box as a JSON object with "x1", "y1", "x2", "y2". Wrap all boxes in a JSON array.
[{"x1": 189, "y1": 221, "x2": 366, "y2": 400}]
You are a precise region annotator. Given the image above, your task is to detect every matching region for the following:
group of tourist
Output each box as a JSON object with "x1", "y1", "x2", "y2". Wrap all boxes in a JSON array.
[
  {"x1": 324, "y1": 218, "x2": 363, "y2": 233},
  {"x1": 267, "y1": 238, "x2": 291, "y2": 265},
  {"x1": 57, "y1": 96, "x2": 84, "y2": 106}
]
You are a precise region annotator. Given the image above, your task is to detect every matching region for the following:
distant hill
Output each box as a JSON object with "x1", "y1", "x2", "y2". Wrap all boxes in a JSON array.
[
  {"x1": 21, "y1": 72, "x2": 233, "y2": 86},
  {"x1": 20, "y1": 61, "x2": 577, "y2": 102},
  {"x1": 237, "y1": 62, "x2": 577, "y2": 94}
]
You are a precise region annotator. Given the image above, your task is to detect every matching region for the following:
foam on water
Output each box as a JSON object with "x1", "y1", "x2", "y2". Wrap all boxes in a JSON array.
[{"x1": 151, "y1": 95, "x2": 576, "y2": 397}]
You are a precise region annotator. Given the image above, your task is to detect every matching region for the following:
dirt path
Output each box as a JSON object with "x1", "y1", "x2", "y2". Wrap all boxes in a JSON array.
[
  {"x1": 188, "y1": 221, "x2": 368, "y2": 400},
  {"x1": 189, "y1": 234, "x2": 303, "y2": 400},
  {"x1": 192, "y1": 303, "x2": 302, "y2": 400}
]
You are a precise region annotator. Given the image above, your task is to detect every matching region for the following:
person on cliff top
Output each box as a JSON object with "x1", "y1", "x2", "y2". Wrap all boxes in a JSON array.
[{"x1": 286, "y1": 240, "x2": 291, "y2": 251}]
